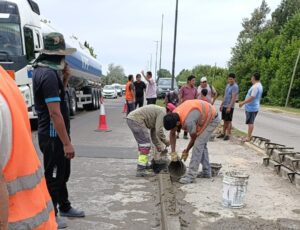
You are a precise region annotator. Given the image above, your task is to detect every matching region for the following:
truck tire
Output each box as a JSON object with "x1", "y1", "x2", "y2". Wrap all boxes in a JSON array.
[
  {"x1": 69, "y1": 88, "x2": 77, "y2": 116},
  {"x1": 92, "y1": 90, "x2": 97, "y2": 110},
  {"x1": 83, "y1": 87, "x2": 94, "y2": 111},
  {"x1": 96, "y1": 90, "x2": 100, "y2": 109}
]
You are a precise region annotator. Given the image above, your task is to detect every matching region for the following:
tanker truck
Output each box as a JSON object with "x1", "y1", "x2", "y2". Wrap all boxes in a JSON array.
[{"x1": 0, "y1": 0, "x2": 102, "y2": 128}]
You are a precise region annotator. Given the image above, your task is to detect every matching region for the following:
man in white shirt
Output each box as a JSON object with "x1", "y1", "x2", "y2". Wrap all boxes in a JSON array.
[
  {"x1": 142, "y1": 70, "x2": 157, "y2": 104},
  {"x1": 197, "y1": 76, "x2": 217, "y2": 105}
]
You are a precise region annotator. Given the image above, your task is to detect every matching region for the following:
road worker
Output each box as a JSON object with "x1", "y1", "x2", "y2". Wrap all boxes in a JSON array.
[
  {"x1": 0, "y1": 66, "x2": 57, "y2": 229},
  {"x1": 127, "y1": 105, "x2": 170, "y2": 177},
  {"x1": 163, "y1": 100, "x2": 220, "y2": 184}
]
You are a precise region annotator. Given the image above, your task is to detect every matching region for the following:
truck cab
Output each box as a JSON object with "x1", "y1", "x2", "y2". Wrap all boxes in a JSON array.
[{"x1": 0, "y1": 0, "x2": 43, "y2": 121}]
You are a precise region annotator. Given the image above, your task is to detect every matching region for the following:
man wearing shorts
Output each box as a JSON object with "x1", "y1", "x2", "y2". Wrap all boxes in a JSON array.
[
  {"x1": 218, "y1": 73, "x2": 239, "y2": 141},
  {"x1": 239, "y1": 72, "x2": 263, "y2": 142}
]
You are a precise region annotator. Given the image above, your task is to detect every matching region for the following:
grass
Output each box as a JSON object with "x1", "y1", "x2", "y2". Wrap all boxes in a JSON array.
[
  {"x1": 261, "y1": 105, "x2": 300, "y2": 115},
  {"x1": 232, "y1": 128, "x2": 247, "y2": 138},
  {"x1": 156, "y1": 99, "x2": 165, "y2": 107}
]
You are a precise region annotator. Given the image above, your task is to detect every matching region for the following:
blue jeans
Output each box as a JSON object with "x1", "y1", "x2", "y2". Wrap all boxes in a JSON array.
[{"x1": 126, "y1": 101, "x2": 135, "y2": 115}]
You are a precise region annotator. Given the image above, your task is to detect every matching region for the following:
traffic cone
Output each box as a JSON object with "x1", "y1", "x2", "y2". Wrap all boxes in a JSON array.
[
  {"x1": 95, "y1": 103, "x2": 111, "y2": 132},
  {"x1": 122, "y1": 101, "x2": 128, "y2": 113}
]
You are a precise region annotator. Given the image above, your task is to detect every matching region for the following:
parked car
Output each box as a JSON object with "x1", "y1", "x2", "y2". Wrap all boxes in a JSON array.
[
  {"x1": 121, "y1": 85, "x2": 126, "y2": 95},
  {"x1": 156, "y1": 78, "x2": 178, "y2": 98},
  {"x1": 102, "y1": 85, "x2": 118, "y2": 98},
  {"x1": 112, "y1": 83, "x2": 122, "y2": 97}
]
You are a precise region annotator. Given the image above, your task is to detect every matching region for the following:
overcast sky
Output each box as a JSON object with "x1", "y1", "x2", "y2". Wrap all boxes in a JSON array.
[{"x1": 36, "y1": 0, "x2": 282, "y2": 76}]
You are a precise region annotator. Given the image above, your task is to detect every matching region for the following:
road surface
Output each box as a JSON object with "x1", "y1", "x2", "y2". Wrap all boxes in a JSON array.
[
  {"x1": 215, "y1": 101, "x2": 300, "y2": 152},
  {"x1": 32, "y1": 97, "x2": 160, "y2": 229}
]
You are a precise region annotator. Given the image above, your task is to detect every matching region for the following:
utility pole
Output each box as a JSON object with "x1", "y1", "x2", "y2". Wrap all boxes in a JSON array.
[
  {"x1": 159, "y1": 14, "x2": 164, "y2": 72},
  {"x1": 171, "y1": 0, "x2": 179, "y2": 90},
  {"x1": 154, "y1": 40, "x2": 159, "y2": 81},
  {"x1": 285, "y1": 47, "x2": 300, "y2": 107},
  {"x1": 149, "y1": 53, "x2": 152, "y2": 72}
]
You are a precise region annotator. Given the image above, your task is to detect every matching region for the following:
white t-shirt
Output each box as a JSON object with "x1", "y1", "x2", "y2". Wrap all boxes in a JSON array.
[
  {"x1": 0, "y1": 94, "x2": 12, "y2": 170},
  {"x1": 145, "y1": 78, "x2": 157, "y2": 99}
]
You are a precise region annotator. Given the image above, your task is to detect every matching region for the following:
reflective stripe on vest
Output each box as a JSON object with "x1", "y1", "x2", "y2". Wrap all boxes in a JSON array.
[
  {"x1": 174, "y1": 100, "x2": 216, "y2": 136},
  {"x1": 7, "y1": 166, "x2": 44, "y2": 196},
  {"x1": 9, "y1": 200, "x2": 54, "y2": 230},
  {"x1": 125, "y1": 81, "x2": 134, "y2": 100},
  {"x1": 0, "y1": 66, "x2": 56, "y2": 229}
]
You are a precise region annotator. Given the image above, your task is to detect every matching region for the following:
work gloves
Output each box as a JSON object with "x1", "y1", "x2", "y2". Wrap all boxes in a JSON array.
[
  {"x1": 170, "y1": 152, "x2": 179, "y2": 162},
  {"x1": 181, "y1": 149, "x2": 189, "y2": 162}
]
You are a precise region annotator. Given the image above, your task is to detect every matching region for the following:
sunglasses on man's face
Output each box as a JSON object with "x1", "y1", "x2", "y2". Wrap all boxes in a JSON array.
[{"x1": 201, "y1": 81, "x2": 207, "y2": 83}]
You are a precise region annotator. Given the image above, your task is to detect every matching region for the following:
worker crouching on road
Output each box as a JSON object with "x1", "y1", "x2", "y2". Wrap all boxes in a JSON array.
[
  {"x1": 127, "y1": 105, "x2": 170, "y2": 177},
  {"x1": 163, "y1": 100, "x2": 220, "y2": 184}
]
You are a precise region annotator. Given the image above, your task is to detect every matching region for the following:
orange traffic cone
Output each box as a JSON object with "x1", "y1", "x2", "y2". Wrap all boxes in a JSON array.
[
  {"x1": 122, "y1": 101, "x2": 128, "y2": 113},
  {"x1": 95, "y1": 103, "x2": 111, "y2": 132}
]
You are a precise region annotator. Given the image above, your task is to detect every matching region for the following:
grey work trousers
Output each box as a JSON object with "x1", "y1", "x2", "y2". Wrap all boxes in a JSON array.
[{"x1": 186, "y1": 114, "x2": 221, "y2": 179}]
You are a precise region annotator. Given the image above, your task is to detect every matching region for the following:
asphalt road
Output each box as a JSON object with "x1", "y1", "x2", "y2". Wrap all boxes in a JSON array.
[
  {"x1": 32, "y1": 97, "x2": 160, "y2": 229},
  {"x1": 215, "y1": 101, "x2": 300, "y2": 152}
]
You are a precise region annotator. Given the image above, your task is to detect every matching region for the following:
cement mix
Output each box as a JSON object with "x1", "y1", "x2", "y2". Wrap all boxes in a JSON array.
[{"x1": 174, "y1": 137, "x2": 300, "y2": 229}]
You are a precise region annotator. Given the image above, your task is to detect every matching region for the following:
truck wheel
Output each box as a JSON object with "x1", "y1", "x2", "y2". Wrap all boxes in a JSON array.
[
  {"x1": 70, "y1": 89, "x2": 77, "y2": 116},
  {"x1": 92, "y1": 90, "x2": 97, "y2": 110},
  {"x1": 83, "y1": 87, "x2": 94, "y2": 111},
  {"x1": 96, "y1": 90, "x2": 100, "y2": 109}
]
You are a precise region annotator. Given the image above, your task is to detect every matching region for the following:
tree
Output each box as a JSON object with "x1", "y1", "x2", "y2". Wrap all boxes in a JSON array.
[
  {"x1": 157, "y1": 68, "x2": 172, "y2": 80},
  {"x1": 102, "y1": 63, "x2": 127, "y2": 85},
  {"x1": 228, "y1": 0, "x2": 300, "y2": 108},
  {"x1": 271, "y1": 0, "x2": 300, "y2": 34},
  {"x1": 176, "y1": 69, "x2": 192, "y2": 85},
  {"x1": 84, "y1": 41, "x2": 97, "y2": 58}
]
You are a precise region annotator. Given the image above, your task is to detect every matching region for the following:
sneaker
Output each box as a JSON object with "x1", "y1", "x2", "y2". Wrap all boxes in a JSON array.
[
  {"x1": 197, "y1": 172, "x2": 212, "y2": 178},
  {"x1": 183, "y1": 135, "x2": 189, "y2": 140},
  {"x1": 60, "y1": 207, "x2": 85, "y2": 218},
  {"x1": 223, "y1": 135, "x2": 230, "y2": 141},
  {"x1": 179, "y1": 176, "x2": 194, "y2": 184},
  {"x1": 56, "y1": 216, "x2": 67, "y2": 229},
  {"x1": 136, "y1": 169, "x2": 155, "y2": 177},
  {"x1": 217, "y1": 133, "x2": 225, "y2": 138}
]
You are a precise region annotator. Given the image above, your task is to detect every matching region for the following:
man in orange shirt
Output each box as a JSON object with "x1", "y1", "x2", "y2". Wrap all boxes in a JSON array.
[
  {"x1": 163, "y1": 100, "x2": 220, "y2": 184},
  {"x1": 125, "y1": 74, "x2": 136, "y2": 115}
]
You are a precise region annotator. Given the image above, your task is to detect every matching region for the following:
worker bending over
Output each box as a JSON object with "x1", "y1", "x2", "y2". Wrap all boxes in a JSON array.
[
  {"x1": 163, "y1": 100, "x2": 220, "y2": 184},
  {"x1": 127, "y1": 105, "x2": 170, "y2": 177}
]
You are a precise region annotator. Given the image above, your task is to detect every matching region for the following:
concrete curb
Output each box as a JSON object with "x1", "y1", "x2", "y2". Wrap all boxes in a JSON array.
[
  {"x1": 158, "y1": 173, "x2": 181, "y2": 230},
  {"x1": 242, "y1": 138, "x2": 300, "y2": 189}
]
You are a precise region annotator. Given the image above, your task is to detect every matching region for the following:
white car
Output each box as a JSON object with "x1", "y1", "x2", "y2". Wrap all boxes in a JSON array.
[
  {"x1": 111, "y1": 83, "x2": 122, "y2": 96},
  {"x1": 102, "y1": 85, "x2": 118, "y2": 98}
]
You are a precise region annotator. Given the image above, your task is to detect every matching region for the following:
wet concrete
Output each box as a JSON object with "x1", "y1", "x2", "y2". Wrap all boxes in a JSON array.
[
  {"x1": 174, "y1": 137, "x2": 300, "y2": 229},
  {"x1": 65, "y1": 158, "x2": 160, "y2": 230}
]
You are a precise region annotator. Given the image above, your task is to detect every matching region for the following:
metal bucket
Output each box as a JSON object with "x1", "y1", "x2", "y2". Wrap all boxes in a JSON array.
[
  {"x1": 222, "y1": 171, "x2": 249, "y2": 208},
  {"x1": 168, "y1": 160, "x2": 186, "y2": 179},
  {"x1": 211, "y1": 163, "x2": 222, "y2": 177}
]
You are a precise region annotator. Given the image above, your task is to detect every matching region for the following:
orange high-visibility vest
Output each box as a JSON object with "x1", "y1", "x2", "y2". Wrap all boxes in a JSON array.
[
  {"x1": 0, "y1": 66, "x2": 57, "y2": 229},
  {"x1": 125, "y1": 81, "x2": 134, "y2": 101},
  {"x1": 174, "y1": 99, "x2": 217, "y2": 136}
]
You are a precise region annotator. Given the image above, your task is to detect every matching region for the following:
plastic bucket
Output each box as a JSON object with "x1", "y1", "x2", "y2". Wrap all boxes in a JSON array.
[{"x1": 222, "y1": 171, "x2": 249, "y2": 208}]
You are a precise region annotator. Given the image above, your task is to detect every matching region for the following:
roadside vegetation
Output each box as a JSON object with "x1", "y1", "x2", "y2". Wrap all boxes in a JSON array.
[{"x1": 175, "y1": 0, "x2": 300, "y2": 109}]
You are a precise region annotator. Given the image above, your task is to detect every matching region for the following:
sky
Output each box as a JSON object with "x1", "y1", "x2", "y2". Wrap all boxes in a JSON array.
[{"x1": 36, "y1": 0, "x2": 282, "y2": 77}]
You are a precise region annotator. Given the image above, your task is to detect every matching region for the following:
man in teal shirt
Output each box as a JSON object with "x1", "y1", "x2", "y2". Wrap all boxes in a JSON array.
[{"x1": 239, "y1": 72, "x2": 263, "y2": 142}]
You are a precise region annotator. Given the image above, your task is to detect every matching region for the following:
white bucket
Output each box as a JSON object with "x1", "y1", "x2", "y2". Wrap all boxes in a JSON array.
[{"x1": 222, "y1": 171, "x2": 249, "y2": 208}]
